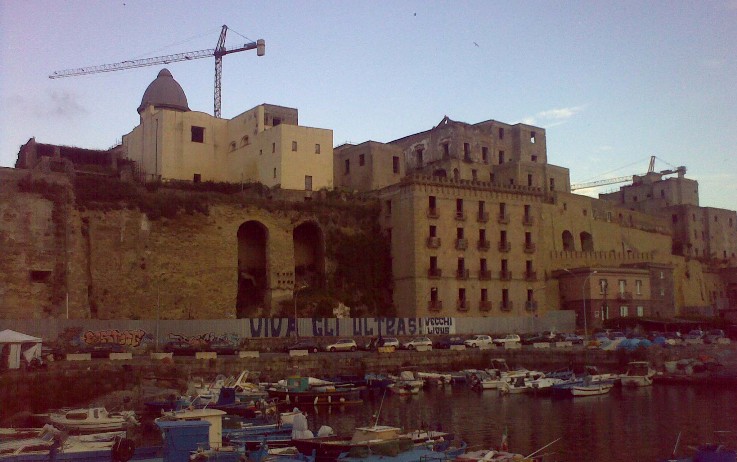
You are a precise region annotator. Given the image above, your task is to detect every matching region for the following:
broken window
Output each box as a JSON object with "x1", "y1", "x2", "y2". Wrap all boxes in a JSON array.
[{"x1": 530, "y1": 131, "x2": 536, "y2": 144}]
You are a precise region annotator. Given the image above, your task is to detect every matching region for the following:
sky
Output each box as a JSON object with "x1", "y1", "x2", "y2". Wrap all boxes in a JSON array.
[{"x1": 1, "y1": 1, "x2": 736, "y2": 210}]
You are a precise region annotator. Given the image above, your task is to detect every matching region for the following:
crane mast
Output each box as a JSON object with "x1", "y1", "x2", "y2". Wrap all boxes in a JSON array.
[{"x1": 49, "y1": 25, "x2": 265, "y2": 118}]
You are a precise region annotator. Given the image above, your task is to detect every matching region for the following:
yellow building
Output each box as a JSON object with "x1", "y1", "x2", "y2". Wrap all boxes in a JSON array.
[{"x1": 122, "y1": 69, "x2": 333, "y2": 192}]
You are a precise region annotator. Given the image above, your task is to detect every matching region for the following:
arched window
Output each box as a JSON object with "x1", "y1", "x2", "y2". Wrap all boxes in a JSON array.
[
  {"x1": 241, "y1": 135, "x2": 250, "y2": 146},
  {"x1": 562, "y1": 230, "x2": 575, "y2": 251},
  {"x1": 229, "y1": 142, "x2": 236, "y2": 152},
  {"x1": 580, "y1": 231, "x2": 594, "y2": 251}
]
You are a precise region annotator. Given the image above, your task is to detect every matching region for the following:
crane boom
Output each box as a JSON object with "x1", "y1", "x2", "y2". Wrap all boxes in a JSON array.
[{"x1": 49, "y1": 25, "x2": 265, "y2": 118}]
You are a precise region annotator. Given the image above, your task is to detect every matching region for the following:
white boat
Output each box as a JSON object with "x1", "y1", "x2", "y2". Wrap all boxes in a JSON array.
[
  {"x1": 0, "y1": 424, "x2": 131, "y2": 460},
  {"x1": 570, "y1": 380, "x2": 614, "y2": 397},
  {"x1": 620, "y1": 361, "x2": 656, "y2": 387},
  {"x1": 48, "y1": 407, "x2": 138, "y2": 433},
  {"x1": 387, "y1": 382, "x2": 421, "y2": 395}
]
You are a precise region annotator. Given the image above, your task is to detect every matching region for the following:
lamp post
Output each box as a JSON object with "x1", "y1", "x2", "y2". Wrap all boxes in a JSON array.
[
  {"x1": 582, "y1": 271, "x2": 598, "y2": 341},
  {"x1": 293, "y1": 283, "x2": 308, "y2": 338}
]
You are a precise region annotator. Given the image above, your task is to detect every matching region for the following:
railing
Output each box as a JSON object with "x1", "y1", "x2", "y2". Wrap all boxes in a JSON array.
[
  {"x1": 523, "y1": 215, "x2": 535, "y2": 226},
  {"x1": 498, "y1": 241, "x2": 511, "y2": 252},
  {"x1": 500, "y1": 301, "x2": 514, "y2": 311},
  {"x1": 524, "y1": 242, "x2": 537, "y2": 253},
  {"x1": 477, "y1": 239, "x2": 490, "y2": 251},
  {"x1": 499, "y1": 270, "x2": 512, "y2": 281},
  {"x1": 455, "y1": 239, "x2": 468, "y2": 250},
  {"x1": 524, "y1": 271, "x2": 538, "y2": 281},
  {"x1": 479, "y1": 300, "x2": 492, "y2": 312},
  {"x1": 497, "y1": 213, "x2": 510, "y2": 224},
  {"x1": 455, "y1": 211, "x2": 466, "y2": 221},
  {"x1": 477, "y1": 211, "x2": 489, "y2": 223},
  {"x1": 479, "y1": 270, "x2": 492, "y2": 280},
  {"x1": 428, "y1": 300, "x2": 443, "y2": 311},
  {"x1": 456, "y1": 269, "x2": 470, "y2": 280},
  {"x1": 426, "y1": 237, "x2": 441, "y2": 248},
  {"x1": 456, "y1": 300, "x2": 469, "y2": 311},
  {"x1": 428, "y1": 268, "x2": 442, "y2": 278},
  {"x1": 427, "y1": 207, "x2": 439, "y2": 219},
  {"x1": 525, "y1": 300, "x2": 538, "y2": 311}
]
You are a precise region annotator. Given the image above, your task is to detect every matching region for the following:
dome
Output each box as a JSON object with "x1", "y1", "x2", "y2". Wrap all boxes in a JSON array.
[{"x1": 137, "y1": 69, "x2": 190, "y2": 114}]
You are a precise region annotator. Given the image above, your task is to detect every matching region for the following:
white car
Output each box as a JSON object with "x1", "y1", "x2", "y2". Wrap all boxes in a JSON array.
[
  {"x1": 402, "y1": 336, "x2": 433, "y2": 350},
  {"x1": 325, "y1": 338, "x2": 358, "y2": 352},
  {"x1": 464, "y1": 335, "x2": 493, "y2": 348},
  {"x1": 493, "y1": 334, "x2": 521, "y2": 346}
]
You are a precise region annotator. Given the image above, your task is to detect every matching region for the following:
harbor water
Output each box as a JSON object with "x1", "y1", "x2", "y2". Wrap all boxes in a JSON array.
[{"x1": 290, "y1": 384, "x2": 737, "y2": 462}]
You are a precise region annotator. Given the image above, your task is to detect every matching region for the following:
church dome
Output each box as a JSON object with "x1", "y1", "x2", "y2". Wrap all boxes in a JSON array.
[{"x1": 137, "y1": 68, "x2": 190, "y2": 114}]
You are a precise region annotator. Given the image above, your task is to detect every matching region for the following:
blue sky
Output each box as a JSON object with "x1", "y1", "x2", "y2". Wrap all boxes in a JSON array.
[{"x1": 1, "y1": 1, "x2": 736, "y2": 210}]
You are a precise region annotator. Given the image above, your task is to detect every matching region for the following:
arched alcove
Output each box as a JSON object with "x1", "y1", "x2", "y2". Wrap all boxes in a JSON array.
[
  {"x1": 432, "y1": 169, "x2": 447, "y2": 178},
  {"x1": 293, "y1": 221, "x2": 325, "y2": 289},
  {"x1": 453, "y1": 169, "x2": 460, "y2": 180},
  {"x1": 236, "y1": 221, "x2": 268, "y2": 317},
  {"x1": 580, "y1": 231, "x2": 594, "y2": 251},
  {"x1": 562, "y1": 230, "x2": 575, "y2": 251}
]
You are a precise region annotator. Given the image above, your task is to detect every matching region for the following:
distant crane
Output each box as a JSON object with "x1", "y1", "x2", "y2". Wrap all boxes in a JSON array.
[
  {"x1": 49, "y1": 25, "x2": 265, "y2": 118},
  {"x1": 570, "y1": 156, "x2": 687, "y2": 191}
]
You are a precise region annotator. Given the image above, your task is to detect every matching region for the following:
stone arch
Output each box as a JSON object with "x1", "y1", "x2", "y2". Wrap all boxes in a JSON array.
[
  {"x1": 562, "y1": 230, "x2": 575, "y2": 251},
  {"x1": 293, "y1": 221, "x2": 325, "y2": 289},
  {"x1": 237, "y1": 221, "x2": 268, "y2": 317},
  {"x1": 580, "y1": 231, "x2": 594, "y2": 251},
  {"x1": 432, "y1": 169, "x2": 447, "y2": 178}
]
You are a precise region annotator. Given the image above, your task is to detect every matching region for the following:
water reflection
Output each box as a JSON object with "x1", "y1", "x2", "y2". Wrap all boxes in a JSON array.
[{"x1": 303, "y1": 385, "x2": 736, "y2": 461}]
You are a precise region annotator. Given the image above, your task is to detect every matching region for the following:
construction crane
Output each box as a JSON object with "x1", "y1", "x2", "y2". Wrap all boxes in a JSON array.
[
  {"x1": 49, "y1": 25, "x2": 265, "y2": 118},
  {"x1": 570, "y1": 156, "x2": 687, "y2": 191}
]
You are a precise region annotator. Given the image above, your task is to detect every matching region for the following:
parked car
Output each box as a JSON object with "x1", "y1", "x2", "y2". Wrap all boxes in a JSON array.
[
  {"x1": 464, "y1": 335, "x2": 493, "y2": 348},
  {"x1": 521, "y1": 333, "x2": 552, "y2": 345},
  {"x1": 401, "y1": 336, "x2": 433, "y2": 350},
  {"x1": 364, "y1": 336, "x2": 400, "y2": 351},
  {"x1": 703, "y1": 329, "x2": 726, "y2": 344},
  {"x1": 325, "y1": 338, "x2": 357, "y2": 352},
  {"x1": 492, "y1": 334, "x2": 521, "y2": 346},
  {"x1": 608, "y1": 331, "x2": 627, "y2": 341},
  {"x1": 685, "y1": 329, "x2": 705, "y2": 341},
  {"x1": 206, "y1": 340, "x2": 238, "y2": 355},
  {"x1": 559, "y1": 333, "x2": 584, "y2": 345},
  {"x1": 163, "y1": 340, "x2": 200, "y2": 356},
  {"x1": 434, "y1": 336, "x2": 466, "y2": 349},
  {"x1": 79, "y1": 343, "x2": 126, "y2": 358},
  {"x1": 285, "y1": 339, "x2": 322, "y2": 353}
]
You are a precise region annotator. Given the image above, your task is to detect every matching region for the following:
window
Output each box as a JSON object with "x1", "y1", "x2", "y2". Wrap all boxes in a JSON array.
[
  {"x1": 359, "y1": 154, "x2": 365, "y2": 166},
  {"x1": 499, "y1": 203, "x2": 506, "y2": 216},
  {"x1": 530, "y1": 131, "x2": 536, "y2": 143},
  {"x1": 385, "y1": 200, "x2": 392, "y2": 215},
  {"x1": 292, "y1": 141, "x2": 298, "y2": 151},
  {"x1": 430, "y1": 287, "x2": 439, "y2": 301},
  {"x1": 472, "y1": 169, "x2": 478, "y2": 180},
  {"x1": 392, "y1": 156, "x2": 400, "y2": 173},
  {"x1": 599, "y1": 279, "x2": 608, "y2": 294},
  {"x1": 273, "y1": 168, "x2": 277, "y2": 179},
  {"x1": 272, "y1": 117, "x2": 281, "y2": 126},
  {"x1": 193, "y1": 173, "x2": 201, "y2": 183},
  {"x1": 531, "y1": 155, "x2": 538, "y2": 162},
  {"x1": 525, "y1": 232, "x2": 532, "y2": 245},
  {"x1": 463, "y1": 143, "x2": 471, "y2": 160},
  {"x1": 479, "y1": 201, "x2": 486, "y2": 216},
  {"x1": 498, "y1": 150, "x2": 505, "y2": 164},
  {"x1": 430, "y1": 256, "x2": 438, "y2": 270},
  {"x1": 272, "y1": 142, "x2": 276, "y2": 153},
  {"x1": 30, "y1": 270, "x2": 52, "y2": 283},
  {"x1": 305, "y1": 175, "x2": 312, "y2": 191},
  {"x1": 527, "y1": 289, "x2": 534, "y2": 301},
  {"x1": 241, "y1": 135, "x2": 249, "y2": 146},
  {"x1": 480, "y1": 258, "x2": 488, "y2": 271},
  {"x1": 429, "y1": 196, "x2": 436, "y2": 209},
  {"x1": 500, "y1": 230, "x2": 507, "y2": 243},
  {"x1": 416, "y1": 147, "x2": 424, "y2": 166},
  {"x1": 457, "y1": 258, "x2": 465, "y2": 272},
  {"x1": 637, "y1": 306, "x2": 644, "y2": 317},
  {"x1": 481, "y1": 288, "x2": 488, "y2": 301},
  {"x1": 459, "y1": 288, "x2": 466, "y2": 301},
  {"x1": 429, "y1": 225, "x2": 437, "y2": 237},
  {"x1": 618, "y1": 280, "x2": 626, "y2": 294},
  {"x1": 620, "y1": 306, "x2": 629, "y2": 317},
  {"x1": 229, "y1": 141, "x2": 236, "y2": 151},
  {"x1": 442, "y1": 143, "x2": 450, "y2": 158},
  {"x1": 456, "y1": 198, "x2": 463, "y2": 213},
  {"x1": 345, "y1": 159, "x2": 350, "y2": 174},
  {"x1": 501, "y1": 259, "x2": 508, "y2": 272},
  {"x1": 635, "y1": 280, "x2": 642, "y2": 295},
  {"x1": 482, "y1": 147, "x2": 489, "y2": 163},
  {"x1": 498, "y1": 128, "x2": 504, "y2": 139},
  {"x1": 527, "y1": 174, "x2": 533, "y2": 186},
  {"x1": 457, "y1": 227, "x2": 465, "y2": 239},
  {"x1": 191, "y1": 126, "x2": 205, "y2": 143},
  {"x1": 479, "y1": 229, "x2": 486, "y2": 241},
  {"x1": 315, "y1": 144, "x2": 321, "y2": 154},
  {"x1": 549, "y1": 178, "x2": 555, "y2": 191}
]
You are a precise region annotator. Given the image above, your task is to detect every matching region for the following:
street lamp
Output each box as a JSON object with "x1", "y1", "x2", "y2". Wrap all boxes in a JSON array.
[
  {"x1": 582, "y1": 271, "x2": 598, "y2": 341},
  {"x1": 293, "y1": 283, "x2": 308, "y2": 338}
]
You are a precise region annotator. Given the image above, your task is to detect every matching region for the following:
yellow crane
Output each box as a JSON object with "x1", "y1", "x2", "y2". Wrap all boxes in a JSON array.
[
  {"x1": 571, "y1": 156, "x2": 687, "y2": 191},
  {"x1": 49, "y1": 25, "x2": 265, "y2": 118}
]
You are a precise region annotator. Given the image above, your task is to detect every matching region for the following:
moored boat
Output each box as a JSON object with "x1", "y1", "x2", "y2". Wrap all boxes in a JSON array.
[
  {"x1": 47, "y1": 407, "x2": 138, "y2": 433},
  {"x1": 267, "y1": 377, "x2": 363, "y2": 406},
  {"x1": 620, "y1": 361, "x2": 656, "y2": 387}
]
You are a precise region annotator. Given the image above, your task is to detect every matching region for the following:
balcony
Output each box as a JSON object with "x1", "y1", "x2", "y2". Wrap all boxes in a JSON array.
[
  {"x1": 478, "y1": 270, "x2": 492, "y2": 281},
  {"x1": 456, "y1": 299, "x2": 469, "y2": 311},
  {"x1": 499, "y1": 270, "x2": 512, "y2": 281},
  {"x1": 428, "y1": 300, "x2": 443, "y2": 311},
  {"x1": 428, "y1": 268, "x2": 442, "y2": 279},
  {"x1": 477, "y1": 239, "x2": 491, "y2": 251},
  {"x1": 498, "y1": 241, "x2": 511, "y2": 252},
  {"x1": 523, "y1": 215, "x2": 535, "y2": 226},
  {"x1": 617, "y1": 291, "x2": 633, "y2": 301},
  {"x1": 479, "y1": 300, "x2": 492, "y2": 312},
  {"x1": 525, "y1": 300, "x2": 538, "y2": 311},
  {"x1": 477, "y1": 211, "x2": 489, "y2": 223},
  {"x1": 427, "y1": 207, "x2": 439, "y2": 219},
  {"x1": 426, "y1": 236, "x2": 441, "y2": 248},
  {"x1": 456, "y1": 268, "x2": 470, "y2": 280},
  {"x1": 455, "y1": 238, "x2": 468, "y2": 250},
  {"x1": 524, "y1": 242, "x2": 537, "y2": 253},
  {"x1": 500, "y1": 300, "x2": 514, "y2": 311},
  {"x1": 524, "y1": 271, "x2": 538, "y2": 281},
  {"x1": 497, "y1": 213, "x2": 510, "y2": 224},
  {"x1": 455, "y1": 211, "x2": 466, "y2": 221}
]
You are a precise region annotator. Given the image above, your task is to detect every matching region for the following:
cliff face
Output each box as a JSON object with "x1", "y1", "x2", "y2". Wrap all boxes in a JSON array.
[{"x1": 0, "y1": 169, "x2": 390, "y2": 320}]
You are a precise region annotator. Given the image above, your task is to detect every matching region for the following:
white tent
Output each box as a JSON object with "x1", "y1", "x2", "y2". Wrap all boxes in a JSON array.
[{"x1": 0, "y1": 329, "x2": 42, "y2": 369}]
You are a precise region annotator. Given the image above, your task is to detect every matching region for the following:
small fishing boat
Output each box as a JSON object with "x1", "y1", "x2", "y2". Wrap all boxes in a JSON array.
[
  {"x1": 0, "y1": 424, "x2": 134, "y2": 461},
  {"x1": 266, "y1": 377, "x2": 363, "y2": 406},
  {"x1": 620, "y1": 361, "x2": 656, "y2": 387},
  {"x1": 47, "y1": 407, "x2": 138, "y2": 433},
  {"x1": 569, "y1": 379, "x2": 614, "y2": 397}
]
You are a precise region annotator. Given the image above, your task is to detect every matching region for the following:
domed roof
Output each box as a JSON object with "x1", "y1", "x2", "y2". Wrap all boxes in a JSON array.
[{"x1": 137, "y1": 69, "x2": 190, "y2": 114}]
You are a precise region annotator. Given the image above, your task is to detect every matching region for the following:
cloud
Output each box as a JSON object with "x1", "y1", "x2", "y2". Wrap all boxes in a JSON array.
[
  {"x1": 522, "y1": 105, "x2": 586, "y2": 127},
  {"x1": 5, "y1": 90, "x2": 87, "y2": 119}
]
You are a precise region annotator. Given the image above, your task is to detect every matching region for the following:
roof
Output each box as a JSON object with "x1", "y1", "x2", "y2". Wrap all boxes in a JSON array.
[
  {"x1": 0, "y1": 329, "x2": 42, "y2": 344},
  {"x1": 137, "y1": 68, "x2": 190, "y2": 114}
]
